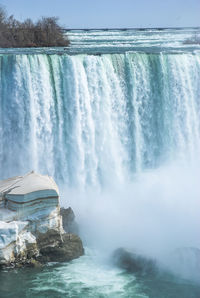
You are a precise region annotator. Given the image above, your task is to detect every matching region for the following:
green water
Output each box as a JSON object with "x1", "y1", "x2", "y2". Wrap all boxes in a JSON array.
[
  {"x1": 1, "y1": 251, "x2": 200, "y2": 298},
  {"x1": 0, "y1": 28, "x2": 200, "y2": 297}
]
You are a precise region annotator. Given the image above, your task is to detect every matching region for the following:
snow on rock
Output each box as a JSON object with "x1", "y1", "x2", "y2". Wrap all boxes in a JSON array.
[{"x1": 0, "y1": 172, "x2": 84, "y2": 267}]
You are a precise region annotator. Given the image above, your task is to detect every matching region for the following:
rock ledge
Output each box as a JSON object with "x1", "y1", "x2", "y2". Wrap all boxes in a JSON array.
[{"x1": 0, "y1": 172, "x2": 84, "y2": 268}]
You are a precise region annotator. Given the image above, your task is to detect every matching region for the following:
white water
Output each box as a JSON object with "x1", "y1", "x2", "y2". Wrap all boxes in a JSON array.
[
  {"x1": 0, "y1": 30, "x2": 200, "y2": 295},
  {"x1": 1, "y1": 52, "x2": 200, "y2": 183}
]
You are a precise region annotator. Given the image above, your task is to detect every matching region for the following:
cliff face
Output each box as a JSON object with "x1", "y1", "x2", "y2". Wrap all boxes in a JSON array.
[{"x1": 0, "y1": 172, "x2": 84, "y2": 267}]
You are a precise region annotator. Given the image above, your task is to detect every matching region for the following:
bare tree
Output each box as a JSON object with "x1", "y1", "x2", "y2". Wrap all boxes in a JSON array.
[{"x1": 0, "y1": 6, "x2": 69, "y2": 48}]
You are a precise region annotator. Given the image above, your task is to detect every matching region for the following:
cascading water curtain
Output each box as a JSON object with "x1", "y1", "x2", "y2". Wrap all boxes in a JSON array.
[{"x1": 0, "y1": 52, "x2": 200, "y2": 188}]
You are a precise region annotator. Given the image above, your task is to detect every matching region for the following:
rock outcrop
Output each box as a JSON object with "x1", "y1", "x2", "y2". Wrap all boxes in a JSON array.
[
  {"x1": 60, "y1": 207, "x2": 79, "y2": 234},
  {"x1": 112, "y1": 247, "x2": 200, "y2": 283},
  {"x1": 0, "y1": 172, "x2": 84, "y2": 268},
  {"x1": 112, "y1": 248, "x2": 157, "y2": 275}
]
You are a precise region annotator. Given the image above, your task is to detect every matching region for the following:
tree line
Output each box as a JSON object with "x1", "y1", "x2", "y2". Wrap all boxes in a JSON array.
[{"x1": 0, "y1": 6, "x2": 69, "y2": 47}]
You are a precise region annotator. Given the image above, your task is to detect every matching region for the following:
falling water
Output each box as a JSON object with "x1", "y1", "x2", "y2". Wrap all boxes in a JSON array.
[
  {"x1": 0, "y1": 29, "x2": 200, "y2": 297},
  {"x1": 0, "y1": 52, "x2": 200, "y2": 187}
]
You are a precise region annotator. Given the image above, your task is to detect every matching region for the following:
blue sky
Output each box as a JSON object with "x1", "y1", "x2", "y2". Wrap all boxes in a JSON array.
[{"x1": 0, "y1": 0, "x2": 199, "y2": 28}]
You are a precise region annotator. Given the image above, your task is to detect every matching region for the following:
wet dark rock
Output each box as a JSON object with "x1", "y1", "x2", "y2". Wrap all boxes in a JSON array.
[
  {"x1": 60, "y1": 207, "x2": 79, "y2": 234},
  {"x1": 37, "y1": 229, "x2": 84, "y2": 263},
  {"x1": 1, "y1": 229, "x2": 84, "y2": 269},
  {"x1": 112, "y1": 248, "x2": 158, "y2": 275}
]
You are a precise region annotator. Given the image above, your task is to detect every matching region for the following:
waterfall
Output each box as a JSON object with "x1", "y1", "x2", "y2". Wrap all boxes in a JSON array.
[
  {"x1": 1, "y1": 29, "x2": 200, "y2": 296},
  {"x1": 0, "y1": 52, "x2": 200, "y2": 189}
]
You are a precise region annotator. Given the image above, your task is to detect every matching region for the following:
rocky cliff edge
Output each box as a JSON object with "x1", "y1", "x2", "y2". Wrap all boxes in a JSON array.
[{"x1": 0, "y1": 172, "x2": 84, "y2": 268}]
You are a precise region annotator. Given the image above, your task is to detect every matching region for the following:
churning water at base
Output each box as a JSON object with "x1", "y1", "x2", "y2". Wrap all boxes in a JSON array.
[
  {"x1": 0, "y1": 28, "x2": 200, "y2": 297},
  {"x1": 1, "y1": 250, "x2": 200, "y2": 298}
]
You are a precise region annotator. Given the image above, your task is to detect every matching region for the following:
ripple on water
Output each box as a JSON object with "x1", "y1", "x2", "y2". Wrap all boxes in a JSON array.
[{"x1": 29, "y1": 249, "x2": 145, "y2": 298}]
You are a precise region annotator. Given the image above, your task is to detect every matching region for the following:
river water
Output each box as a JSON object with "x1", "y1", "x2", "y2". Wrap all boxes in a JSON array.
[{"x1": 0, "y1": 28, "x2": 200, "y2": 297}]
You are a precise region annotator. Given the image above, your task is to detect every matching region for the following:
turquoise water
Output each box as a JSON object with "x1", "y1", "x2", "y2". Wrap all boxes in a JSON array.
[
  {"x1": 1, "y1": 250, "x2": 200, "y2": 298},
  {"x1": 1, "y1": 48, "x2": 200, "y2": 183},
  {"x1": 0, "y1": 28, "x2": 200, "y2": 297}
]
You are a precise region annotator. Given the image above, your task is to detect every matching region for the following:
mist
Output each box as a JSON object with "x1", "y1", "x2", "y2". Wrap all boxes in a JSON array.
[
  {"x1": 0, "y1": 39, "x2": 200, "y2": 286},
  {"x1": 61, "y1": 162, "x2": 200, "y2": 280}
]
